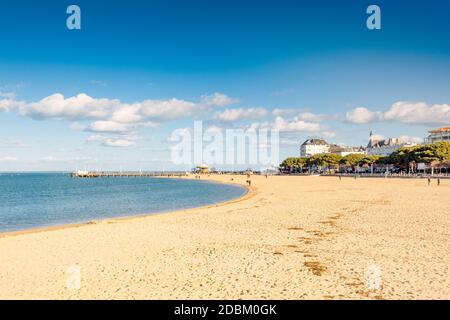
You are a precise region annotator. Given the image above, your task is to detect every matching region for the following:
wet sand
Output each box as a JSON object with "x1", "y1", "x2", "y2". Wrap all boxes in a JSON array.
[{"x1": 0, "y1": 175, "x2": 448, "y2": 299}]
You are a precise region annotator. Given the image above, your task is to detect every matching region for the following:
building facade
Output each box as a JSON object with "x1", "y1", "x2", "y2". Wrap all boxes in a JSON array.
[
  {"x1": 300, "y1": 138, "x2": 329, "y2": 157},
  {"x1": 425, "y1": 127, "x2": 450, "y2": 143},
  {"x1": 330, "y1": 145, "x2": 366, "y2": 157},
  {"x1": 366, "y1": 132, "x2": 416, "y2": 156}
]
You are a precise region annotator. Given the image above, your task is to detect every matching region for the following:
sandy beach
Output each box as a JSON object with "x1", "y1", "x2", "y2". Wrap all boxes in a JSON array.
[{"x1": 0, "y1": 174, "x2": 448, "y2": 300}]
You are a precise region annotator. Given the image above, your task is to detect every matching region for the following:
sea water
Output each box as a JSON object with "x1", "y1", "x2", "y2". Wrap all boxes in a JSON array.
[{"x1": 0, "y1": 173, "x2": 245, "y2": 232}]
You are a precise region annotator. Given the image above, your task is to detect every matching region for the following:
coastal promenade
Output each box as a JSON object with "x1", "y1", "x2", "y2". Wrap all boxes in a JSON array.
[{"x1": 0, "y1": 175, "x2": 448, "y2": 299}]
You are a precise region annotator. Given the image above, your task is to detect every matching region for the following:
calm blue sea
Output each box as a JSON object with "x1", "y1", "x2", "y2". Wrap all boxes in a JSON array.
[{"x1": 0, "y1": 173, "x2": 245, "y2": 233}]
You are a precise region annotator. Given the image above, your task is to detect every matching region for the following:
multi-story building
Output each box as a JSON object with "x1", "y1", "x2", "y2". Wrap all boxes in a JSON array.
[
  {"x1": 300, "y1": 138, "x2": 329, "y2": 157},
  {"x1": 366, "y1": 132, "x2": 416, "y2": 156},
  {"x1": 425, "y1": 127, "x2": 450, "y2": 143},
  {"x1": 329, "y1": 145, "x2": 366, "y2": 157}
]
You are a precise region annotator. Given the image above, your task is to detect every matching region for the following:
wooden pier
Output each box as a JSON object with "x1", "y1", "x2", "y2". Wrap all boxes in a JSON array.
[{"x1": 70, "y1": 171, "x2": 189, "y2": 178}]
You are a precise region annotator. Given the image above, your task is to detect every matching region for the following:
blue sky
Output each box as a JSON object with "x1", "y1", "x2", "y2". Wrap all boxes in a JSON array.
[{"x1": 1, "y1": 0, "x2": 449, "y2": 171}]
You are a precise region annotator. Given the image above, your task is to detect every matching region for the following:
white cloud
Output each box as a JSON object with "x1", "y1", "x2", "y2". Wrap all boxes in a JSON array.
[
  {"x1": 1, "y1": 92, "x2": 237, "y2": 123},
  {"x1": 272, "y1": 109, "x2": 334, "y2": 122},
  {"x1": 398, "y1": 135, "x2": 423, "y2": 144},
  {"x1": 88, "y1": 120, "x2": 131, "y2": 133},
  {"x1": 138, "y1": 99, "x2": 198, "y2": 121},
  {"x1": 346, "y1": 102, "x2": 450, "y2": 125},
  {"x1": 214, "y1": 107, "x2": 268, "y2": 122},
  {"x1": 0, "y1": 156, "x2": 18, "y2": 162},
  {"x1": 0, "y1": 91, "x2": 17, "y2": 99},
  {"x1": 383, "y1": 102, "x2": 450, "y2": 125},
  {"x1": 200, "y1": 92, "x2": 238, "y2": 107},
  {"x1": 102, "y1": 139, "x2": 135, "y2": 148},
  {"x1": 272, "y1": 116, "x2": 321, "y2": 132},
  {"x1": 20, "y1": 93, "x2": 119, "y2": 120},
  {"x1": 346, "y1": 107, "x2": 382, "y2": 124},
  {"x1": 0, "y1": 92, "x2": 238, "y2": 148},
  {"x1": 86, "y1": 134, "x2": 137, "y2": 148},
  {"x1": 0, "y1": 97, "x2": 25, "y2": 112}
]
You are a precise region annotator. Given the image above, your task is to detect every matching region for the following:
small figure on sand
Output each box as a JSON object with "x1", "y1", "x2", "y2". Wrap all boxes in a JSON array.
[
  {"x1": 437, "y1": 178, "x2": 440, "y2": 186},
  {"x1": 428, "y1": 177, "x2": 431, "y2": 186},
  {"x1": 246, "y1": 179, "x2": 251, "y2": 186}
]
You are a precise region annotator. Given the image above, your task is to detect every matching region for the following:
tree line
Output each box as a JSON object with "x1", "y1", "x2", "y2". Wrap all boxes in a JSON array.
[{"x1": 280, "y1": 142, "x2": 450, "y2": 174}]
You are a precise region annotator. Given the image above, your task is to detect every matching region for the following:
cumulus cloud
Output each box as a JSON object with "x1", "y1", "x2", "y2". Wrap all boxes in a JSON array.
[
  {"x1": 272, "y1": 116, "x2": 321, "y2": 132},
  {"x1": 346, "y1": 102, "x2": 450, "y2": 125},
  {"x1": 247, "y1": 116, "x2": 327, "y2": 136},
  {"x1": 383, "y1": 102, "x2": 450, "y2": 125},
  {"x1": 131, "y1": 98, "x2": 197, "y2": 121},
  {"x1": 0, "y1": 92, "x2": 237, "y2": 147},
  {"x1": 0, "y1": 97, "x2": 25, "y2": 111},
  {"x1": 272, "y1": 109, "x2": 333, "y2": 122},
  {"x1": 17, "y1": 93, "x2": 118, "y2": 120},
  {"x1": 88, "y1": 121, "x2": 131, "y2": 133},
  {"x1": 200, "y1": 92, "x2": 238, "y2": 107},
  {"x1": 214, "y1": 107, "x2": 268, "y2": 122},
  {"x1": 1, "y1": 92, "x2": 237, "y2": 123},
  {"x1": 346, "y1": 107, "x2": 382, "y2": 124}
]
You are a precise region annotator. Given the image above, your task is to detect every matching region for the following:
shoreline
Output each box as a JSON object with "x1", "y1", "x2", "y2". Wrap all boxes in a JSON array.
[
  {"x1": 0, "y1": 174, "x2": 448, "y2": 299},
  {"x1": 0, "y1": 175, "x2": 252, "y2": 239}
]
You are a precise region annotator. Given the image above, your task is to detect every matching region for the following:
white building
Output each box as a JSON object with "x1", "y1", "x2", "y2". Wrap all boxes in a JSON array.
[
  {"x1": 425, "y1": 127, "x2": 450, "y2": 143},
  {"x1": 300, "y1": 138, "x2": 330, "y2": 157},
  {"x1": 366, "y1": 132, "x2": 416, "y2": 156},
  {"x1": 330, "y1": 145, "x2": 366, "y2": 157}
]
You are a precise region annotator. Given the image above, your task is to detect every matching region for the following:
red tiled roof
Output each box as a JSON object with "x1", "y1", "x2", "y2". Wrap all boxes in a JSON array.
[{"x1": 429, "y1": 127, "x2": 450, "y2": 133}]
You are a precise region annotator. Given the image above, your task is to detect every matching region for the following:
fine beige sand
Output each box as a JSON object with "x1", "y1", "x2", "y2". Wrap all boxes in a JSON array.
[{"x1": 0, "y1": 175, "x2": 448, "y2": 299}]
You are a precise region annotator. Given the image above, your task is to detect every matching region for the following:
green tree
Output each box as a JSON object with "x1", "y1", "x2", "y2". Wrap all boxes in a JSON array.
[
  {"x1": 386, "y1": 142, "x2": 450, "y2": 172},
  {"x1": 339, "y1": 154, "x2": 366, "y2": 172},
  {"x1": 307, "y1": 154, "x2": 342, "y2": 173},
  {"x1": 280, "y1": 157, "x2": 308, "y2": 172}
]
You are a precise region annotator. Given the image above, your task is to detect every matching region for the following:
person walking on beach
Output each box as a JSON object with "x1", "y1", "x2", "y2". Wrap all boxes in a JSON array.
[
  {"x1": 428, "y1": 177, "x2": 431, "y2": 186},
  {"x1": 437, "y1": 178, "x2": 440, "y2": 186}
]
